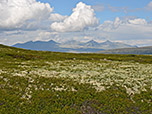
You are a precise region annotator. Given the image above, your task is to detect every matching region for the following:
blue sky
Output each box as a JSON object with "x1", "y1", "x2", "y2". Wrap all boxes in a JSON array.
[
  {"x1": 38, "y1": 0, "x2": 152, "y2": 23},
  {"x1": 0, "y1": 0, "x2": 152, "y2": 46}
]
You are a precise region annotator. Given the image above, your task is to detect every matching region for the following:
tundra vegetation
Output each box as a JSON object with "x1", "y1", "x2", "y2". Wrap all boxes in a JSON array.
[{"x1": 0, "y1": 44, "x2": 152, "y2": 114}]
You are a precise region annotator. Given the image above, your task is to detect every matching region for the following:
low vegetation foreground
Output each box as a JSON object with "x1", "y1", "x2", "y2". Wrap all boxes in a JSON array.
[{"x1": 0, "y1": 44, "x2": 152, "y2": 114}]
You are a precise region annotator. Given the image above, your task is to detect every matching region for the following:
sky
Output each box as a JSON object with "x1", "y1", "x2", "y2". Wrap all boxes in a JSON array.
[{"x1": 0, "y1": 0, "x2": 152, "y2": 46}]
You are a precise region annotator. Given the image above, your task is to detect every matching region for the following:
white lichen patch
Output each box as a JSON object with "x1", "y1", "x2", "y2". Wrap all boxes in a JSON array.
[
  {"x1": 40, "y1": 60, "x2": 152, "y2": 94},
  {"x1": 8, "y1": 59, "x2": 152, "y2": 96},
  {"x1": 0, "y1": 69, "x2": 7, "y2": 74},
  {"x1": 53, "y1": 86, "x2": 67, "y2": 91}
]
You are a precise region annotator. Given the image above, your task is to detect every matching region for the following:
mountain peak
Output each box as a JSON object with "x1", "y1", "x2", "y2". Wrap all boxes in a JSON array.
[
  {"x1": 88, "y1": 40, "x2": 97, "y2": 43},
  {"x1": 86, "y1": 40, "x2": 100, "y2": 44},
  {"x1": 48, "y1": 40, "x2": 57, "y2": 43},
  {"x1": 84, "y1": 40, "x2": 100, "y2": 47},
  {"x1": 12, "y1": 39, "x2": 137, "y2": 53},
  {"x1": 105, "y1": 40, "x2": 112, "y2": 43},
  {"x1": 101, "y1": 40, "x2": 113, "y2": 45}
]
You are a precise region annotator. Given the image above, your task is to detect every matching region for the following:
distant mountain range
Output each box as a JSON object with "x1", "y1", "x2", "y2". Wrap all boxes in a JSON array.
[
  {"x1": 12, "y1": 40, "x2": 137, "y2": 53},
  {"x1": 98, "y1": 46, "x2": 152, "y2": 55}
]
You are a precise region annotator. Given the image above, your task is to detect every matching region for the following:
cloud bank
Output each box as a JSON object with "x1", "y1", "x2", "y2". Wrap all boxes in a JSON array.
[
  {"x1": 0, "y1": 0, "x2": 53, "y2": 29},
  {"x1": 94, "y1": 17, "x2": 152, "y2": 46},
  {"x1": 49, "y1": 13, "x2": 68, "y2": 22},
  {"x1": 50, "y1": 2, "x2": 99, "y2": 32},
  {"x1": 0, "y1": 1, "x2": 152, "y2": 46},
  {"x1": 98, "y1": 17, "x2": 148, "y2": 32}
]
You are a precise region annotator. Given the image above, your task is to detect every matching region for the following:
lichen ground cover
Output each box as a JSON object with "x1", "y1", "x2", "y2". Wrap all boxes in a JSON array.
[
  {"x1": 0, "y1": 45, "x2": 152, "y2": 113},
  {"x1": 2, "y1": 59, "x2": 151, "y2": 97}
]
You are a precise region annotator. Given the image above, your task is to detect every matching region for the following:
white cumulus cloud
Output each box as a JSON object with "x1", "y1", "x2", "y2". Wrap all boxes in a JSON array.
[
  {"x1": 50, "y1": 2, "x2": 99, "y2": 32},
  {"x1": 98, "y1": 17, "x2": 148, "y2": 32},
  {"x1": 0, "y1": 0, "x2": 53, "y2": 29},
  {"x1": 128, "y1": 18, "x2": 147, "y2": 25},
  {"x1": 98, "y1": 17, "x2": 123, "y2": 32},
  {"x1": 49, "y1": 13, "x2": 68, "y2": 22},
  {"x1": 95, "y1": 17, "x2": 152, "y2": 46}
]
